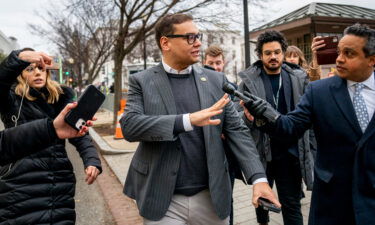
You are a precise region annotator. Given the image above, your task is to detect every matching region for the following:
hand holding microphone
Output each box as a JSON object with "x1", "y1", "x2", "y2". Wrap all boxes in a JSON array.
[{"x1": 222, "y1": 83, "x2": 280, "y2": 123}]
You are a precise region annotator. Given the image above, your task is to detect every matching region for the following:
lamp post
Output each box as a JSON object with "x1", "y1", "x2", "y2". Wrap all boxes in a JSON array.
[{"x1": 243, "y1": 0, "x2": 250, "y2": 68}]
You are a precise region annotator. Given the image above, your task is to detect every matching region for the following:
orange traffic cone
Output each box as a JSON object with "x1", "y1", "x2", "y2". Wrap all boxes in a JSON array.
[
  {"x1": 120, "y1": 99, "x2": 126, "y2": 111},
  {"x1": 114, "y1": 111, "x2": 124, "y2": 139}
]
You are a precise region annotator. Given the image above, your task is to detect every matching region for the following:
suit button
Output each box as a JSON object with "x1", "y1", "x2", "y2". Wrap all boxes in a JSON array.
[{"x1": 172, "y1": 171, "x2": 177, "y2": 176}]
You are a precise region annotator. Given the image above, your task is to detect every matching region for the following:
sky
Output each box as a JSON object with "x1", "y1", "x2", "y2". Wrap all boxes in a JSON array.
[{"x1": 0, "y1": 0, "x2": 374, "y2": 55}]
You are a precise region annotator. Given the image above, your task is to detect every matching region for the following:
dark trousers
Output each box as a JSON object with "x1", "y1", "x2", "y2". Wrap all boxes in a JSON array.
[{"x1": 256, "y1": 154, "x2": 304, "y2": 225}]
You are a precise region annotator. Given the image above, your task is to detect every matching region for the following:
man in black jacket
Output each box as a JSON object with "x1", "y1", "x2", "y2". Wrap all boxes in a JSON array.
[
  {"x1": 238, "y1": 30, "x2": 314, "y2": 225},
  {"x1": 0, "y1": 102, "x2": 93, "y2": 167}
]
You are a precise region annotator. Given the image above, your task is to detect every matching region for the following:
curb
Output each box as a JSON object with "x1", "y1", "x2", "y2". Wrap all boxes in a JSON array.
[
  {"x1": 89, "y1": 127, "x2": 136, "y2": 155},
  {"x1": 96, "y1": 154, "x2": 143, "y2": 225},
  {"x1": 89, "y1": 125, "x2": 142, "y2": 224}
]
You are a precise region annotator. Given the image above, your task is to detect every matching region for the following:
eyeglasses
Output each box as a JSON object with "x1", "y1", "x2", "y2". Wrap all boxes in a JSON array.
[
  {"x1": 263, "y1": 49, "x2": 282, "y2": 57},
  {"x1": 24, "y1": 65, "x2": 46, "y2": 73},
  {"x1": 166, "y1": 33, "x2": 202, "y2": 45}
]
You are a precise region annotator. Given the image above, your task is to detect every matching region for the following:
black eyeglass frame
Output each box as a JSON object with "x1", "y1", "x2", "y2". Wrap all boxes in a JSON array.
[{"x1": 165, "y1": 33, "x2": 202, "y2": 45}]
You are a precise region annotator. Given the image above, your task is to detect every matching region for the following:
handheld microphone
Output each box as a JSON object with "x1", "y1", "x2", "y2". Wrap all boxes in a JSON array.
[
  {"x1": 222, "y1": 82, "x2": 251, "y2": 102},
  {"x1": 223, "y1": 83, "x2": 280, "y2": 123}
]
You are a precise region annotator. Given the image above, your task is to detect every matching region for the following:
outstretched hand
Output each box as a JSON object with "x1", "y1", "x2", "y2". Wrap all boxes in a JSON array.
[
  {"x1": 189, "y1": 94, "x2": 230, "y2": 127},
  {"x1": 243, "y1": 91, "x2": 268, "y2": 117},
  {"x1": 240, "y1": 100, "x2": 254, "y2": 122},
  {"x1": 53, "y1": 102, "x2": 96, "y2": 139}
]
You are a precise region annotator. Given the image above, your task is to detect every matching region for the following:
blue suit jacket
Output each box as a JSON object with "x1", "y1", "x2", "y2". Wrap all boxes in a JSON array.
[{"x1": 262, "y1": 75, "x2": 375, "y2": 225}]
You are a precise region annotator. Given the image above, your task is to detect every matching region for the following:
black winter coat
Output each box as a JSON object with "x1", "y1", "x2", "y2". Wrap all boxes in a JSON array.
[{"x1": 0, "y1": 51, "x2": 102, "y2": 225}]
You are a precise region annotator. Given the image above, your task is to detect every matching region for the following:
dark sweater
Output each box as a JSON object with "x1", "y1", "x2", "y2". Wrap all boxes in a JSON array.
[
  {"x1": 167, "y1": 71, "x2": 209, "y2": 196},
  {"x1": 262, "y1": 70, "x2": 299, "y2": 159}
]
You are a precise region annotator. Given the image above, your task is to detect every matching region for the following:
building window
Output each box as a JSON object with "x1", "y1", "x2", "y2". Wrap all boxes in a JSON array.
[
  {"x1": 303, "y1": 34, "x2": 312, "y2": 63},
  {"x1": 220, "y1": 37, "x2": 224, "y2": 44},
  {"x1": 208, "y1": 34, "x2": 214, "y2": 45},
  {"x1": 232, "y1": 37, "x2": 236, "y2": 45}
]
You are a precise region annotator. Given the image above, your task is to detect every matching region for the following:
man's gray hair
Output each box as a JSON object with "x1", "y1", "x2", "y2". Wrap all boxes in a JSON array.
[{"x1": 344, "y1": 23, "x2": 375, "y2": 57}]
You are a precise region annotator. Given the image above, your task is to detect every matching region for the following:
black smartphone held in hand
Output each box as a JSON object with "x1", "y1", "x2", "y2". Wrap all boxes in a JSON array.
[
  {"x1": 316, "y1": 36, "x2": 339, "y2": 65},
  {"x1": 65, "y1": 85, "x2": 105, "y2": 130},
  {"x1": 258, "y1": 197, "x2": 281, "y2": 213}
]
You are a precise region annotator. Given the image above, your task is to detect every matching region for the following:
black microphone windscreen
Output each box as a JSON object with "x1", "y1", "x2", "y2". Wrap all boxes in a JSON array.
[{"x1": 222, "y1": 83, "x2": 236, "y2": 95}]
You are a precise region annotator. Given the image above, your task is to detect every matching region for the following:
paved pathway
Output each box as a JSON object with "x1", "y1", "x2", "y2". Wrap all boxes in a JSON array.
[
  {"x1": 94, "y1": 109, "x2": 312, "y2": 225},
  {"x1": 66, "y1": 142, "x2": 115, "y2": 225}
]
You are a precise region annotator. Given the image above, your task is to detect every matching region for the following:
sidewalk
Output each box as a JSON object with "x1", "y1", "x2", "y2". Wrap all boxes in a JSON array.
[{"x1": 92, "y1": 109, "x2": 311, "y2": 225}]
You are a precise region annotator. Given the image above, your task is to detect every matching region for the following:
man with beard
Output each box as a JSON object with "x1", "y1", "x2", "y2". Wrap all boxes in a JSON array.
[
  {"x1": 237, "y1": 30, "x2": 314, "y2": 225},
  {"x1": 241, "y1": 23, "x2": 375, "y2": 225}
]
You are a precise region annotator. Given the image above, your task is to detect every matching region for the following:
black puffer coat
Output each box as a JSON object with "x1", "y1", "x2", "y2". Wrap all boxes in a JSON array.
[{"x1": 0, "y1": 51, "x2": 102, "y2": 225}]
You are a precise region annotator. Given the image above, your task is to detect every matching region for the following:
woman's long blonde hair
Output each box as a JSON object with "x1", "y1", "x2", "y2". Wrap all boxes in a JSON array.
[
  {"x1": 285, "y1": 45, "x2": 308, "y2": 70},
  {"x1": 15, "y1": 69, "x2": 63, "y2": 104}
]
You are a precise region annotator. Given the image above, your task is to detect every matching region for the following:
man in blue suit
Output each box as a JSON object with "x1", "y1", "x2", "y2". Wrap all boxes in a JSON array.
[{"x1": 242, "y1": 23, "x2": 375, "y2": 225}]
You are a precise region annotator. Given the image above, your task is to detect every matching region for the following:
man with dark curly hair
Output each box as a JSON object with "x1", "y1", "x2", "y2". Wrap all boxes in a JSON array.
[{"x1": 237, "y1": 30, "x2": 315, "y2": 225}]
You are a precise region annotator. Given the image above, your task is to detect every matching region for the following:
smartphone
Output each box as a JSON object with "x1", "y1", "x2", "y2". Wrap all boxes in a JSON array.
[
  {"x1": 316, "y1": 36, "x2": 339, "y2": 65},
  {"x1": 258, "y1": 197, "x2": 281, "y2": 213},
  {"x1": 318, "y1": 36, "x2": 339, "y2": 50},
  {"x1": 65, "y1": 85, "x2": 106, "y2": 130}
]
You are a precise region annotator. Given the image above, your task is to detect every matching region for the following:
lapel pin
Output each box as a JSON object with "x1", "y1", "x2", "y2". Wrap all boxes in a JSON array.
[{"x1": 200, "y1": 77, "x2": 207, "y2": 82}]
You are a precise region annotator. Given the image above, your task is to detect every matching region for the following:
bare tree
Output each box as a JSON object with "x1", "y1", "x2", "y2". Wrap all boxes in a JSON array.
[
  {"x1": 30, "y1": 0, "x2": 116, "y2": 92},
  {"x1": 108, "y1": 0, "x2": 219, "y2": 128},
  {"x1": 34, "y1": 0, "x2": 271, "y2": 128}
]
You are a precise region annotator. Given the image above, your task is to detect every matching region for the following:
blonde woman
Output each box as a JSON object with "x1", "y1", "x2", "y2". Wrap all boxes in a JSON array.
[{"x1": 0, "y1": 49, "x2": 101, "y2": 224}]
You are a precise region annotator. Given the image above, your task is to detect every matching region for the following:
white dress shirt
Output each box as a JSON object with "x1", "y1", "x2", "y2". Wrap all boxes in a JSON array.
[
  {"x1": 162, "y1": 59, "x2": 192, "y2": 75},
  {"x1": 347, "y1": 72, "x2": 375, "y2": 122}
]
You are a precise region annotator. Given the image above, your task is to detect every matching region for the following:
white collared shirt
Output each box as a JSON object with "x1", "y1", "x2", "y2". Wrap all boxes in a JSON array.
[
  {"x1": 347, "y1": 72, "x2": 375, "y2": 122},
  {"x1": 162, "y1": 59, "x2": 192, "y2": 75}
]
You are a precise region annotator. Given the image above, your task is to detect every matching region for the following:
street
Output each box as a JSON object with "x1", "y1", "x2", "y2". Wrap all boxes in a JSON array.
[{"x1": 66, "y1": 141, "x2": 115, "y2": 225}]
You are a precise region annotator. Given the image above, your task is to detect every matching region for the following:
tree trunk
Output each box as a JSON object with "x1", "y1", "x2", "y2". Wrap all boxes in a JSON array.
[{"x1": 112, "y1": 41, "x2": 126, "y2": 132}]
